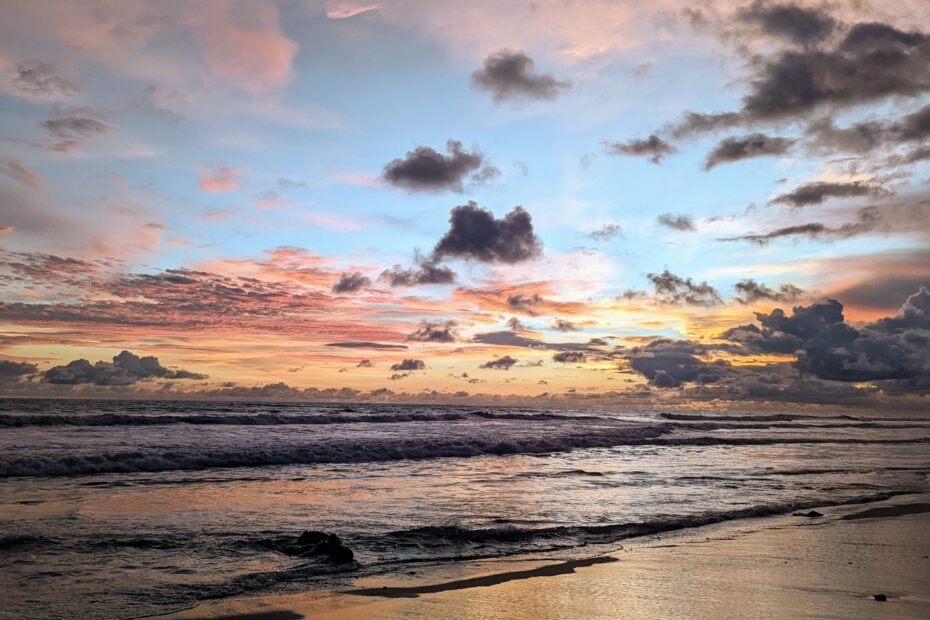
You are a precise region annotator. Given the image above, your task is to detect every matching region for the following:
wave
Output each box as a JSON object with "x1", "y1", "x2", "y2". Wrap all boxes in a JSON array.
[
  {"x1": 661, "y1": 412, "x2": 930, "y2": 423},
  {"x1": 2, "y1": 427, "x2": 928, "y2": 478},
  {"x1": 378, "y1": 491, "x2": 908, "y2": 549},
  {"x1": 0, "y1": 409, "x2": 604, "y2": 428}
]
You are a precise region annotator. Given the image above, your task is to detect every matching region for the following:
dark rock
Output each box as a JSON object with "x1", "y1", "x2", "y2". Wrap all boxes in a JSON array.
[
  {"x1": 792, "y1": 510, "x2": 824, "y2": 518},
  {"x1": 263, "y1": 531, "x2": 355, "y2": 564},
  {"x1": 874, "y1": 594, "x2": 887, "y2": 602},
  {"x1": 297, "y1": 530, "x2": 329, "y2": 546}
]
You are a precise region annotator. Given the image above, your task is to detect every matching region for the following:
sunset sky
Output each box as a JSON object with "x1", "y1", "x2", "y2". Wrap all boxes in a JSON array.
[{"x1": 1, "y1": 0, "x2": 929, "y2": 406}]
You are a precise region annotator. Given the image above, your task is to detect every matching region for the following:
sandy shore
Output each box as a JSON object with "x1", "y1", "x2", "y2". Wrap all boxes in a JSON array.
[{"x1": 167, "y1": 494, "x2": 930, "y2": 619}]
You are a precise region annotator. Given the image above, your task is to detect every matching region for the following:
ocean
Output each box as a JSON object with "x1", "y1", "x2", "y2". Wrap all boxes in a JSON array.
[{"x1": 2, "y1": 399, "x2": 928, "y2": 619}]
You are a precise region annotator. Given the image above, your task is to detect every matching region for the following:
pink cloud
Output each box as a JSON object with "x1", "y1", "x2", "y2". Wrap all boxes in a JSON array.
[
  {"x1": 199, "y1": 4, "x2": 298, "y2": 94},
  {"x1": 325, "y1": 4, "x2": 381, "y2": 19},
  {"x1": 256, "y1": 190, "x2": 299, "y2": 210},
  {"x1": 198, "y1": 165, "x2": 245, "y2": 194}
]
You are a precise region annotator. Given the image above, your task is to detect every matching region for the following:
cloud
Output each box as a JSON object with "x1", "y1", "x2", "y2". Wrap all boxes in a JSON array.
[
  {"x1": 722, "y1": 288, "x2": 930, "y2": 390},
  {"x1": 325, "y1": 4, "x2": 381, "y2": 19},
  {"x1": 199, "y1": 165, "x2": 244, "y2": 193},
  {"x1": 586, "y1": 224, "x2": 622, "y2": 241},
  {"x1": 380, "y1": 253, "x2": 456, "y2": 287},
  {"x1": 804, "y1": 117, "x2": 889, "y2": 153},
  {"x1": 0, "y1": 157, "x2": 39, "y2": 189},
  {"x1": 326, "y1": 342, "x2": 408, "y2": 350},
  {"x1": 406, "y1": 320, "x2": 458, "y2": 343},
  {"x1": 720, "y1": 207, "x2": 880, "y2": 245},
  {"x1": 657, "y1": 213, "x2": 696, "y2": 231},
  {"x1": 42, "y1": 113, "x2": 111, "y2": 151},
  {"x1": 507, "y1": 293, "x2": 545, "y2": 315},
  {"x1": 432, "y1": 202, "x2": 542, "y2": 264},
  {"x1": 627, "y1": 340, "x2": 730, "y2": 387},
  {"x1": 733, "y1": 279, "x2": 804, "y2": 304},
  {"x1": 390, "y1": 358, "x2": 426, "y2": 371},
  {"x1": 804, "y1": 103, "x2": 930, "y2": 155},
  {"x1": 550, "y1": 318, "x2": 579, "y2": 332},
  {"x1": 0, "y1": 359, "x2": 38, "y2": 383},
  {"x1": 669, "y1": 20, "x2": 930, "y2": 135},
  {"x1": 553, "y1": 351, "x2": 585, "y2": 363},
  {"x1": 382, "y1": 140, "x2": 497, "y2": 193},
  {"x1": 507, "y1": 317, "x2": 528, "y2": 331},
  {"x1": 199, "y1": 2, "x2": 298, "y2": 94},
  {"x1": 605, "y1": 135, "x2": 676, "y2": 164},
  {"x1": 771, "y1": 181, "x2": 885, "y2": 207},
  {"x1": 471, "y1": 50, "x2": 570, "y2": 102},
  {"x1": 737, "y1": 1, "x2": 837, "y2": 45},
  {"x1": 332, "y1": 271, "x2": 371, "y2": 293},
  {"x1": 3, "y1": 60, "x2": 80, "y2": 102},
  {"x1": 703, "y1": 133, "x2": 794, "y2": 169},
  {"x1": 43, "y1": 350, "x2": 206, "y2": 386},
  {"x1": 356, "y1": 359, "x2": 373, "y2": 367},
  {"x1": 630, "y1": 270, "x2": 723, "y2": 307},
  {"x1": 479, "y1": 355, "x2": 518, "y2": 370}
]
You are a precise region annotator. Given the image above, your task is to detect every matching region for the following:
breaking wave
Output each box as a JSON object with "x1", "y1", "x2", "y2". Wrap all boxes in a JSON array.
[{"x1": 2, "y1": 425, "x2": 928, "y2": 478}]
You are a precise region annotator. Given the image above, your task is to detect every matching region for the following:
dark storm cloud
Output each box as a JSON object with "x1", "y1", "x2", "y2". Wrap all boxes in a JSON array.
[
  {"x1": 586, "y1": 224, "x2": 622, "y2": 241},
  {"x1": 507, "y1": 293, "x2": 545, "y2": 315},
  {"x1": 805, "y1": 103, "x2": 930, "y2": 154},
  {"x1": 703, "y1": 133, "x2": 794, "y2": 170},
  {"x1": 380, "y1": 254, "x2": 456, "y2": 287},
  {"x1": 479, "y1": 355, "x2": 518, "y2": 370},
  {"x1": 0, "y1": 360, "x2": 38, "y2": 383},
  {"x1": 771, "y1": 181, "x2": 885, "y2": 207},
  {"x1": 382, "y1": 140, "x2": 498, "y2": 193},
  {"x1": 326, "y1": 342, "x2": 408, "y2": 350},
  {"x1": 390, "y1": 359, "x2": 426, "y2": 371},
  {"x1": 734, "y1": 279, "x2": 804, "y2": 304},
  {"x1": 667, "y1": 112, "x2": 743, "y2": 139},
  {"x1": 43, "y1": 350, "x2": 206, "y2": 386},
  {"x1": 432, "y1": 202, "x2": 542, "y2": 264},
  {"x1": 9, "y1": 60, "x2": 81, "y2": 100},
  {"x1": 894, "y1": 103, "x2": 930, "y2": 141},
  {"x1": 741, "y1": 23, "x2": 930, "y2": 121},
  {"x1": 332, "y1": 271, "x2": 371, "y2": 293},
  {"x1": 604, "y1": 135, "x2": 676, "y2": 164},
  {"x1": 719, "y1": 207, "x2": 880, "y2": 245},
  {"x1": 737, "y1": 1, "x2": 837, "y2": 45},
  {"x1": 833, "y1": 275, "x2": 930, "y2": 311},
  {"x1": 804, "y1": 118, "x2": 888, "y2": 153},
  {"x1": 471, "y1": 50, "x2": 570, "y2": 102},
  {"x1": 406, "y1": 320, "x2": 458, "y2": 343},
  {"x1": 627, "y1": 339, "x2": 731, "y2": 388},
  {"x1": 656, "y1": 213, "x2": 696, "y2": 232},
  {"x1": 722, "y1": 288, "x2": 930, "y2": 389},
  {"x1": 668, "y1": 21, "x2": 930, "y2": 136},
  {"x1": 550, "y1": 319, "x2": 578, "y2": 332},
  {"x1": 626, "y1": 270, "x2": 723, "y2": 306},
  {"x1": 552, "y1": 351, "x2": 585, "y2": 364}
]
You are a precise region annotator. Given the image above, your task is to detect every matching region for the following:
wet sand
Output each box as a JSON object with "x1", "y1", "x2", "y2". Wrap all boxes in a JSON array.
[{"x1": 167, "y1": 494, "x2": 930, "y2": 619}]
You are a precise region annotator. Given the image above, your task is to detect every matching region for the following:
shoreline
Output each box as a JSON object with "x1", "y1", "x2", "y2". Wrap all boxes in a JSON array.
[{"x1": 166, "y1": 492, "x2": 930, "y2": 619}]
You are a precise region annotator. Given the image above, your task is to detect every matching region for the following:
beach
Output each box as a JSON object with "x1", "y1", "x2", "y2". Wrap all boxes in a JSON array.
[{"x1": 169, "y1": 494, "x2": 930, "y2": 619}]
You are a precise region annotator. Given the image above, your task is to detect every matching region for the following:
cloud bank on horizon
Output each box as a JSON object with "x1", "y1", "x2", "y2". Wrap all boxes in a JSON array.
[{"x1": 1, "y1": 0, "x2": 929, "y2": 408}]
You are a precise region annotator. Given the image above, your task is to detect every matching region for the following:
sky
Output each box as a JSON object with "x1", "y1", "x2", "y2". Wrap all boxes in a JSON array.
[{"x1": 1, "y1": 0, "x2": 929, "y2": 408}]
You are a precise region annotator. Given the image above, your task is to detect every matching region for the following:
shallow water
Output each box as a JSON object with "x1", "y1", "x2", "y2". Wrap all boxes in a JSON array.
[{"x1": 1, "y1": 399, "x2": 928, "y2": 619}]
